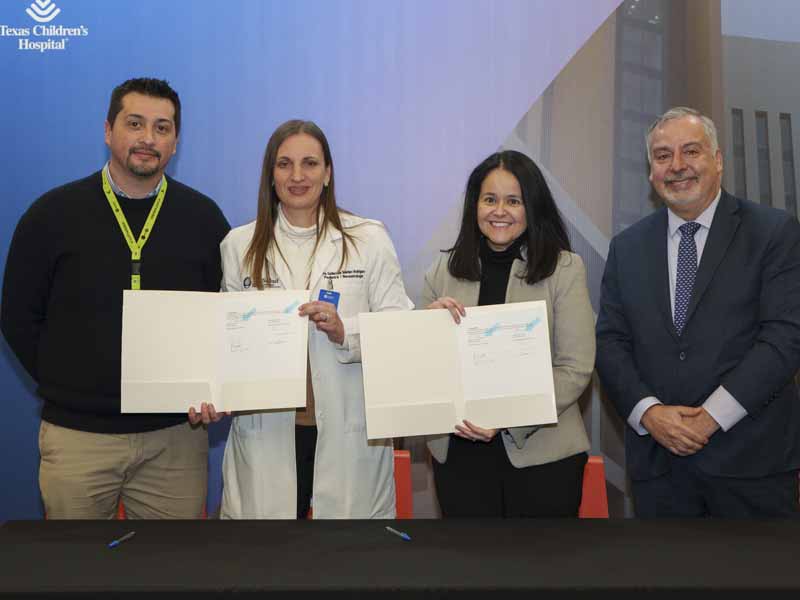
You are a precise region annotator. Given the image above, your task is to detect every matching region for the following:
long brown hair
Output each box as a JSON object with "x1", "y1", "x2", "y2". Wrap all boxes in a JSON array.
[{"x1": 244, "y1": 120, "x2": 355, "y2": 289}]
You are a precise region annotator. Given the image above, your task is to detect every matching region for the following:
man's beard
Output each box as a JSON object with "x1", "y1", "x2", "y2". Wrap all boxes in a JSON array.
[
  {"x1": 126, "y1": 150, "x2": 162, "y2": 178},
  {"x1": 127, "y1": 162, "x2": 160, "y2": 178}
]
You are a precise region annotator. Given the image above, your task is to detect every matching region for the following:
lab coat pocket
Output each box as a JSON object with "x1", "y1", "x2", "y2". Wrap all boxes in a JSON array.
[
  {"x1": 334, "y1": 277, "x2": 368, "y2": 316},
  {"x1": 223, "y1": 411, "x2": 296, "y2": 518},
  {"x1": 232, "y1": 410, "x2": 292, "y2": 436},
  {"x1": 344, "y1": 421, "x2": 366, "y2": 433}
]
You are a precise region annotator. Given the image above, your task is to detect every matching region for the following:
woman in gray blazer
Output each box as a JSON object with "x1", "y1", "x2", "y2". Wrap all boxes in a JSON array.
[{"x1": 423, "y1": 150, "x2": 595, "y2": 517}]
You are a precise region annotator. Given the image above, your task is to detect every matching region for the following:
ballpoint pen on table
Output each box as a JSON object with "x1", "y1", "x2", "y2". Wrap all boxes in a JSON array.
[
  {"x1": 385, "y1": 526, "x2": 411, "y2": 541},
  {"x1": 108, "y1": 531, "x2": 136, "y2": 549}
]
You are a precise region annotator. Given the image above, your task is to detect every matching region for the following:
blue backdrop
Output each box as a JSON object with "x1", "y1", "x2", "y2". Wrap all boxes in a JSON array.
[{"x1": 0, "y1": 0, "x2": 619, "y2": 519}]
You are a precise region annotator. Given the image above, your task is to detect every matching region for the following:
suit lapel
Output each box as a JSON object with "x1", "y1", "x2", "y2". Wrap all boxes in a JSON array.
[
  {"x1": 685, "y1": 192, "x2": 740, "y2": 327},
  {"x1": 647, "y1": 208, "x2": 677, "y2": 340}
]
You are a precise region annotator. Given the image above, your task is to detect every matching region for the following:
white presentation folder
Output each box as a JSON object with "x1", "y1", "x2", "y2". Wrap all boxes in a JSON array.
[
  {"x1": 121, "y1": 289, "x2": 309, "y2": 413},
  {"x1": 359, "y1": 301, "x2": 557, "y2": 439}
]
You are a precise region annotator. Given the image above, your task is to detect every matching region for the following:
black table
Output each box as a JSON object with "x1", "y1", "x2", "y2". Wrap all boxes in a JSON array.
[{"x1": 1, "y1": 519, "x2": 799, "y2": 598}]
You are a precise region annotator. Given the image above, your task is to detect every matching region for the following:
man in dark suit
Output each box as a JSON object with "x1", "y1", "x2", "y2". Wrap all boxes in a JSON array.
[{"x1": 596, "y1": 106, "x2": 800, "y2": 517}]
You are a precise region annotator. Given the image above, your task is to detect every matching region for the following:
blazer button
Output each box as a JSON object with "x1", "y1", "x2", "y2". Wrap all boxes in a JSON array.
[{"x1": 679, "y1": 352, "x2": 686, "y2": 361}]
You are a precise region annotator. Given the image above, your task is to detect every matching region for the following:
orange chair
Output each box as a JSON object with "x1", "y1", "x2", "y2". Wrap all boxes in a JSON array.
[
  {"x1": 393, "y1": 449, "x2": 413, "y2": 519},
  {"x1": 308, "y1": 449, "x2": 413, "y2": 519},
  {"x1": 578, "y1": 455, "x2": 609, "y2": 518}
]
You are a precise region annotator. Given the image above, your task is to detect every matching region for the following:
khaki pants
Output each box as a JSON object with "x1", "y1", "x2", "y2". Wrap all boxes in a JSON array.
[{"x1": 39, "y1": 421, "x2": 207, "y2": 519}]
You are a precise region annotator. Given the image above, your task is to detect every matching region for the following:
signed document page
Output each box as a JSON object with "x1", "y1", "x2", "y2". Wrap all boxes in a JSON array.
[
  {"x1": 455, "y1": 302, "x2": 556, "y2": 430},
  {"x1": 122, "y1": 289, "x2": 309, "y2": 413},
  {"x1": 359, "y1": 301, "x2": 556, "y2": 439}
]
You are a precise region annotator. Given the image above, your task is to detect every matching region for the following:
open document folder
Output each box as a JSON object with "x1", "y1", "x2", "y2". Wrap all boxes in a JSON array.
[
  {"x1": 121, "y1": 289, "x2": 309, "y2": 413},
  {"x1": 359, "y1": 301, "x2": 557, "y2": 439}
]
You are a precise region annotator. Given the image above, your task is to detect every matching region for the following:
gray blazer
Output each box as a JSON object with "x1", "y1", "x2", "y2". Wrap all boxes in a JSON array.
[{"x1": 422, "y1": 250, "x2": 594, "y2": 467}]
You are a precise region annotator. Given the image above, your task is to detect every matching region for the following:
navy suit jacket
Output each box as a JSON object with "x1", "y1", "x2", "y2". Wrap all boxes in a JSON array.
[{"x1": 596, "y1": 191, "x2": 800, "y2": 481}]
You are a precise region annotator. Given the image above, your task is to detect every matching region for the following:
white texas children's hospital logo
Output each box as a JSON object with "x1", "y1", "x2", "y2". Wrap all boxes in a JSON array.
[
  {"x1": 0, "y1": 0, "x2": 89, "y2": 52},
  {"x1": 26, "y1": 0, "x2": 60, "y2": 23}
]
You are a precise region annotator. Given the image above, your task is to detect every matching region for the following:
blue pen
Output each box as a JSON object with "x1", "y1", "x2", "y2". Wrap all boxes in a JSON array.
[
  {"x1": 108, "y1": 530, "x2": 136, "y2": 549},
  {"x1": 385, "y1": 525, "x2": 411, "y2": 541}
]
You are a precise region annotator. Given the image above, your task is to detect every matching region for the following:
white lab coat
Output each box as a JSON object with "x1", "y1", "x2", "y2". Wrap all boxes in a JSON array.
[{"x1": 219, "y1": 212, "x2": 413, "y2": 518}]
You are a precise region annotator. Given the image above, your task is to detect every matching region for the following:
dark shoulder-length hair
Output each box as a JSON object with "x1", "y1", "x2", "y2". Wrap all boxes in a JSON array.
[
  {"x1": 447, "y1": 150, "x2": 571, "y2": 285},
  {"x1": 243, "y1": 119, "x2": 355, "y2": 289}
]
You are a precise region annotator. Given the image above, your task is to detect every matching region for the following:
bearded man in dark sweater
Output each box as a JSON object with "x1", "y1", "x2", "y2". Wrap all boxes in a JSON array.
[{"x1": 1, "y1": 78, "x2": 230, "y2": 519}]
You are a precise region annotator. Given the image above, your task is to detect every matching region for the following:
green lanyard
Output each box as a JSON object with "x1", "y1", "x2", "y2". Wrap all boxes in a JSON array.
[{"x1": 101, "y1": 169, "x2": 167, "y2": 290}]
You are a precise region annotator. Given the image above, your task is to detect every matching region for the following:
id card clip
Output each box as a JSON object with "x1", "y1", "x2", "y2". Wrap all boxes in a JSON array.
[{"x1": 318, "y1": 289, "x2": 340, "y2": 309}]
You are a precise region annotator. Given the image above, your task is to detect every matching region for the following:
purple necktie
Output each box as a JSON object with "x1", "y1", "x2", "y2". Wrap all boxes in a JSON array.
[{"x1": 674, "y1": 221, "x2": 701, "y2": 335}]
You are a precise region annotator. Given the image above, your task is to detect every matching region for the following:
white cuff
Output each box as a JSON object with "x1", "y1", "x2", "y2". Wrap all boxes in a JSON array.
[
  {"x1": 628, "y1": 397, "x2": 662, "y2": 436},
  {"x1": 702, "y1": 385, "x2": 748, "y2": 432}
]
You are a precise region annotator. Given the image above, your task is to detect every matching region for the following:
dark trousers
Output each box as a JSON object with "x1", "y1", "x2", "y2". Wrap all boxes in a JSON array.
[
  {"x1": 632, "y1": 457, "x2": 800, "y2": 518},
  {"x1": 295, "y1": 425, "x2": 317, "y2": 519},
  {"x1": 433, "y1": 434, "x2": 587, "y2": 517}
]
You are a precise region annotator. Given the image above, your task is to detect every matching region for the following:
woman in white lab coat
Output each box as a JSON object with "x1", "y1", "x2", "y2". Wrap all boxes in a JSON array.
[{"x1": 191, "y1": 119, "x2": 413, "y2": 518}]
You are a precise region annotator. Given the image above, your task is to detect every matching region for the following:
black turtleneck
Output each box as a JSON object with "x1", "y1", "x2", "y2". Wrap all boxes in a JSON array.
[{"x1": 477, "y1": 236, "x2": 525, "y2": 306}]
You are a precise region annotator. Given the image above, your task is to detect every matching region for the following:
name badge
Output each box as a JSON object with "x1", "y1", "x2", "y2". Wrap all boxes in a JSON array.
[{"x1": 318, "y1": 289, "x2": 340, "y2": 309}]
